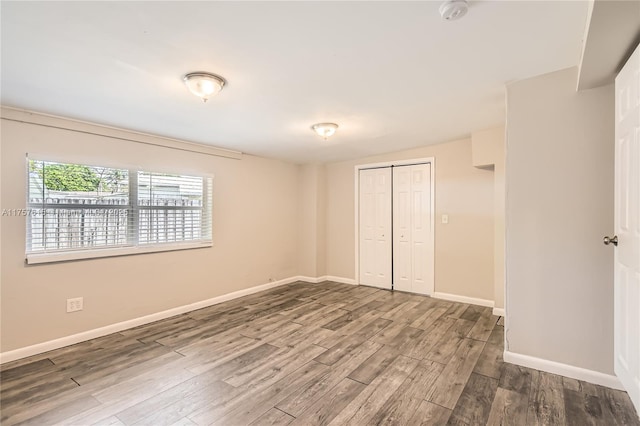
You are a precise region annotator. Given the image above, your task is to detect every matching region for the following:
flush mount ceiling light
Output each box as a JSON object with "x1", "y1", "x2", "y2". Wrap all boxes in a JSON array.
[
  {"x1": 311, "y1": 123, "x2": 339, "y2": 140},
  {"x1": 439, "y1": 0, "x2": 468, "y2": 21},
  {"x1": 183, "y1": 72, "x2": 226, "y2": 102}
]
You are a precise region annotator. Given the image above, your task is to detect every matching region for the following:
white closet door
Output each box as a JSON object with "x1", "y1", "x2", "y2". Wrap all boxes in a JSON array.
[
  {"x1": 393, "y1": 166, "x2": 412, "y2": 292},
  {"x1": 359, "y1": 168, "x2": 392, "y2": 289},
  {"x1": 393, "y1": 164, "x2": 433, "y2": 295},
  {"x1": 614, "y1": 42, "x2": 640, "y2": 414}
]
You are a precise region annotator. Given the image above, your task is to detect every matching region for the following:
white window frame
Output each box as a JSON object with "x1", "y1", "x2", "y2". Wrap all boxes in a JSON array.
[{"x1": 25, "y1": 160, "x2": 213, "y2": 265}]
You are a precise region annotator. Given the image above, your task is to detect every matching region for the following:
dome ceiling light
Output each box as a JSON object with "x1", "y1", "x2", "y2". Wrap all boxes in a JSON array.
[
  {"x1": 311, "y1": 123, "x2": 339, "y2": 140},
  {"x1": 183, "y1": 72, "x2": 226, "y2": 102}
]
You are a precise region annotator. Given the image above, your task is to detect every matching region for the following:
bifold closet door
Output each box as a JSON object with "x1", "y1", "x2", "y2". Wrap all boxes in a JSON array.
[
  {"x1": 393, "y1": 164, "x2": 433, "y2": 295},
  {"x1": 359, "y1": 168, "x2": 392, "y2": 289}
]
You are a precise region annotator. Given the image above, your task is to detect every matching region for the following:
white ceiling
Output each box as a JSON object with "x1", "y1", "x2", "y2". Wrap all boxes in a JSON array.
[{"x1": 1, "y1": 1, "x2": 589, "y2": 164}]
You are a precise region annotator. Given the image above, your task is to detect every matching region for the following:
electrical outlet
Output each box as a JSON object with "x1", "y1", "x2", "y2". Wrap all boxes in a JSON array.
[{"x1": 66, "y1": 297, "x2": 83, "y2": 313}]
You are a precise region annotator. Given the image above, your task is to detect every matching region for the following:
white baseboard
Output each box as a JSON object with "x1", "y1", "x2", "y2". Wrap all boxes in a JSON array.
[
  {"x1": 0, "y1": 276, "x2": 299, "y2": 365},
  {"x1": 295, "y1": 275, "x2": 324, "y2": 284},
  {"x1": 493, "y1": 307, "x2": 505, "y2": 317},
  {"x1": 0, "y1": 277, "x2": 490, "y2": 365},
  {"x1": 504, "y1": 351, "x2": 624, "y2": 390},
  {"x1": 296, "y1": 275, "x2": 357, "y2": 285},
  {"x1": 322, "y1": 276, "x2": 357, "y2": 285},
  {"x1": 433, "y1": 292, "x2": 494, "y2": 308}
]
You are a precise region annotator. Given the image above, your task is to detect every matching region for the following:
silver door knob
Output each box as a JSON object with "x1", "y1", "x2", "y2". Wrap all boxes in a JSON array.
[{"x1": 603, "y1": 235, "x2": 618, "y2": 246}]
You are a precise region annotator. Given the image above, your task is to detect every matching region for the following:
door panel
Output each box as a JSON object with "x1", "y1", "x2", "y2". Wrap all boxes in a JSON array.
[
  {"x1": 411, "y1": 166, "x2": 431, "y2": 294},
  {"x1": 614, "y1": 42, "x2": 640, "y2": 413},
  {"x1": 360, "y1": 174, "x2": 376, "y2": 284},
  {"x1": 393, "y1": 167, "x2": 412, "y2": 291},
  {"x1": 359, "y1": 168, "x2": 392, "y2": 289},
  {"x1": 413, "y1": 164, "x2": 433, "y2": 295},
  {"x1": 393, "y1": 164, "x2": 433, "y2": 295}
]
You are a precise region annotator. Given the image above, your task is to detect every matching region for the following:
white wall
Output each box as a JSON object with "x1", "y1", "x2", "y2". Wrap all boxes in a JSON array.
[
  {"x1": 0, "y1": 110, "x2": 300, "y2": 353},
  {"x1": 325, "y1": 138, "x2": 495, "y2": 301},
  {"x1": 506, "y1": 67, "x2": 615, "y2": 374}
]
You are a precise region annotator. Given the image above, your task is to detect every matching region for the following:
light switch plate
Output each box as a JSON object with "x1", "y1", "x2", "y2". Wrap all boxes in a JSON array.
[{"x1": 442, "y1": 214, "x2": 449, "y2": 224}]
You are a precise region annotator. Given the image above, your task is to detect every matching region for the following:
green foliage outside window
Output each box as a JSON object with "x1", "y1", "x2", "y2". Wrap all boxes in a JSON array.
[{"x1": 30, "y1": 160, "x2": 127, "y2": 193}]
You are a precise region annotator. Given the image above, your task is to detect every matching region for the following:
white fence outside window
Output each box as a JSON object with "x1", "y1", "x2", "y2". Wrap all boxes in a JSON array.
[{"x1": 27, "y1": 159, "x2": 212, "y2": 262}]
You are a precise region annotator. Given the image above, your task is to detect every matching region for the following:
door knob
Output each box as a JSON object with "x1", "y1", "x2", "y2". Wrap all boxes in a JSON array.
[{"x1": 603, "y1": 235, "x2": 618, "y2": 246}]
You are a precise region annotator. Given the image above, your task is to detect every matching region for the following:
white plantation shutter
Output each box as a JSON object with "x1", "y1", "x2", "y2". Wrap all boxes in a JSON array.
[{"x1": 26, "y1": 159, "x2": 212, "y2": 262}]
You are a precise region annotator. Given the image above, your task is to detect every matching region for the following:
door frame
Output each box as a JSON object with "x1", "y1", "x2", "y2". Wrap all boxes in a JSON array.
[{"x1": 354, "y1": 157, "x2": 435, "y2": 294}]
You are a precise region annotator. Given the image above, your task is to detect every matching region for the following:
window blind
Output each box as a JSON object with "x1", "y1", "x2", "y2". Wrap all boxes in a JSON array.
[
  {"x1": 26, "y1": 159, "x2": 212, "y2": 259},
  {"x1": 137, "y1": 171, "x2": 212, "y2": 245}
]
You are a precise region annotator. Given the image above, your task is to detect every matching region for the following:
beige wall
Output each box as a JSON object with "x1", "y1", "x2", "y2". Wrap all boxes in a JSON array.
[
  {"x1": 0, "y1": 112, "x2": 300, "y2": 352},
  {"x1": 297, "y1": 164, "x2": 326, "y2": 278},
  {"x1": 506, "y1": 67, "x2": 615, "y2": 374},
  {"x1": 471, "y1": 126, "x2": 506, "y2": 310},
  {"x1": 1, "y1": 111, "x2": 501, "y2": 354},
  {"x1": 472, "y1": 127, "x2": 501, "y2": 169},
  {"x1": 316, "y1": 166, "x2": 327, "y2": 278},
  {"x1": 325, "y1": 138, "x2": 495, "y2": 300},
  {"x1": 494, "y1": 144, "x2": 505, "y2": 311}
]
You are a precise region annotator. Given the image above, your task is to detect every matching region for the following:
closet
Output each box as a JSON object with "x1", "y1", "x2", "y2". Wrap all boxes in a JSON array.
[{"x1": 358, "y1": 162, "x2": 434, "y2": 295}]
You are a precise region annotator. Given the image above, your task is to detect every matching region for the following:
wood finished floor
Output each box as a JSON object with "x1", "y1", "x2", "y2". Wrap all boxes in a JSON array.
[{"x1": 1, "y1": 282, "x2": 638, "y2": 426}]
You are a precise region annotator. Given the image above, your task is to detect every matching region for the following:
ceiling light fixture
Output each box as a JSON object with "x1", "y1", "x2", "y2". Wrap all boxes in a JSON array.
[
  {"x1": 439, "y1": 0, "x2": 468, "y2": 21},
  {"x1": 183, "y1": 72, "x2": 226, "y2": 102},
  {"x1": 311, "y1": 123, "x2": 339, "y2": 140}
]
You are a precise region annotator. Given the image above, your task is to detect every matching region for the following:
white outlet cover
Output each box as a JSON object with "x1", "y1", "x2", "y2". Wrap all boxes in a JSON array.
[{"x1": 67, "y1": 297, "x2": 84, "y2": 312}]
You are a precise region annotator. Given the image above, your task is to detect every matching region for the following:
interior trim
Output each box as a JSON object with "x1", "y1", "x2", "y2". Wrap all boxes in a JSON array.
[
  {"x1": 0, "y1": 276, "x2": 298, "y2": 364},
  {"x1": 0, "y1": 275, "x2": 500, "y2": 365},
  {"x1": 432, "y1": 291, "x2": 494, "y2": 308},
  {"x1": 492, "y1": 307, "x2": 505, "y2": 316},
  {"x1": 0, "y1": 275, "x2": 359, "y2": 364},
  {"x1": 1, "y1": 106, "x2": 242, "y2": 160},
  {"x1": 504, "y1": 350, "x2": 624, "y2": 391},
  {"x1": 297, "y1": 275, "x2": 357, "y2": 285}
]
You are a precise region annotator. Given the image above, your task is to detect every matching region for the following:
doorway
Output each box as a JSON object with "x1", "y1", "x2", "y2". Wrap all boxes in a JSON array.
[{"x1": 355, "y1": 158, "x2": 435, "y2": 295}]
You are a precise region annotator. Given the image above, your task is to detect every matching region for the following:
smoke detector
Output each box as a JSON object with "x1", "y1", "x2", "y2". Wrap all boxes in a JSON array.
[{"x1": 439, "y1": 0, "x2": 468, "y2": 21}]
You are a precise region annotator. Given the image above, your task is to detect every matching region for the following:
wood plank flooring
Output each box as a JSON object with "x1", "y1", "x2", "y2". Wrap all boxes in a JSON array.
[{"x1": 1, "y1": 282, "x2": 638, "y2": 425}]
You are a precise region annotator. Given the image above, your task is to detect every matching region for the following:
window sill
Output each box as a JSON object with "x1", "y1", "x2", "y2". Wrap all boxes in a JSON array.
[{"x1": 25, "y1": 241, "x2": 213, "y2": 265}]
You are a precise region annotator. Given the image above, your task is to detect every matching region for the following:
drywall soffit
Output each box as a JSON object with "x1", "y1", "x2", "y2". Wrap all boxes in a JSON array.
[{"x1": 577, "y1": 0, "x2": 640, "y2": 91}]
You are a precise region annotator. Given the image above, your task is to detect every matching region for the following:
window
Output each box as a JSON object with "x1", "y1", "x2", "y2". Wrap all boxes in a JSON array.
[{"x1": 26, "y1": 159, "x2": 212, "y2": 264}]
